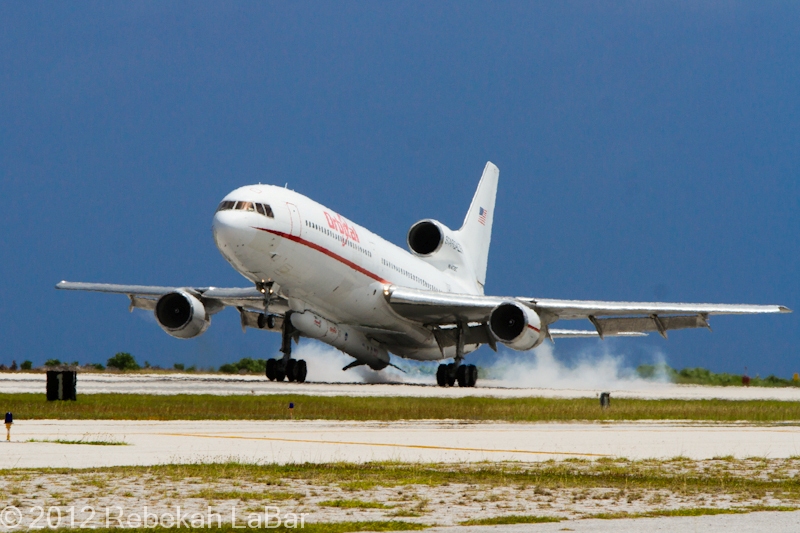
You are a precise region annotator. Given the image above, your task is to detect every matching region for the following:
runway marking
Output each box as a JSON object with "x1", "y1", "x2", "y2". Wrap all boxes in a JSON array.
[{"x1": 158, "y1": 432, "x2": 608, "y2": 457}]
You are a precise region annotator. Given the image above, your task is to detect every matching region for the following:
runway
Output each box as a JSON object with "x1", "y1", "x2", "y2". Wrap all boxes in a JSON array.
[
  {"x1": 4, "y1": 372, "x2": 800, "y2": 400},
  {"x1": 5, "y1": 419, "x2": 800, "y2": 468}
]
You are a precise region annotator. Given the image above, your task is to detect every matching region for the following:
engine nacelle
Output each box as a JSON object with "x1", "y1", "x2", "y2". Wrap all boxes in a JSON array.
[
  {"x1": 407, "y1": 219, "x2": 467, "y2": 272},
  {"x1": 488, "y1": 302, "x2": 543, "y2": 351},
  {"x1": 290, "y1": 311, "x2": 390, "y2": 370},
  {"x1": 154, "y1": 290, "x2": 210, "y2": 339}
]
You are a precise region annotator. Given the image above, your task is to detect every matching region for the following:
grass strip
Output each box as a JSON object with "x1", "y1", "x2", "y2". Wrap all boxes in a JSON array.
[
  {"x1": 461, "y1": 514, "x2": 561, "y2": 525},
  {"x1": 4, "y1": 393, "x2": 800, "y2": 422},
  {"x1": 5, "y1": 460, "x2": 800, "y2": 498},
  {"x1": 188, "y1": 490, "x2": 305, "y2": 501},
  {"x1": 320, "y1": 499, "x2": 395, "y2": 509}
]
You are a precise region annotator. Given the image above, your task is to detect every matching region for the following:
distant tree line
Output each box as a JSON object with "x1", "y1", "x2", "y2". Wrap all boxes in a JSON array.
[{"x1": 636, "y1": 363, "x2": 800, "y2": 387}]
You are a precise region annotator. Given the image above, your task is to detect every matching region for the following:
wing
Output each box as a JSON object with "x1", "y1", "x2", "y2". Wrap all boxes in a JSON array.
[
  {"x1": 56, "y1": 281, "x2": 289, "y2": 331},
  {"x1": 385, "y1": 286, "x2": 791, "y2": 339}
]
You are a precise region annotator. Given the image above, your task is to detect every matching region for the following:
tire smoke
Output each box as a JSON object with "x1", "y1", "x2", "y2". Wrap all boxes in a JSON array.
[{"x1": 292, "y1": 339, "x2": 671, "y2": 390}]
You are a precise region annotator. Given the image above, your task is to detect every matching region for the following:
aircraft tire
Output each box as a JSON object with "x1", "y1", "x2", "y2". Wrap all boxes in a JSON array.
[
  {"x1": 274, "y1": 368, "x2": 286, "y2": 382},
  {"x1": 294, "y1": 359, "x2": 308, "y2": 383},
  {"x1": 286, "y1": 359, "x2": 297, "y2": 382},
  {"x1": 265, "y1": 359, "x2": 277, "y2": 381},
  {"x1": 456, "y1": 364, "x2": 467, "y2": 387},
  {"x1": 467, "y1": 364, "x2": 478, "y2": 387},
  {"x1": 446, "y1": 363, "x2": 457, "y2": 387},
  {"x1": 436, "y1": 364, "x2": 448, "y2": 387}
]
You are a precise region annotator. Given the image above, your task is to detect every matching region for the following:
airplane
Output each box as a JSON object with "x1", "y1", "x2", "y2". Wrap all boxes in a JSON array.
[{"x1": 57, "y1": 162, "x2": 791, "y2": 387}]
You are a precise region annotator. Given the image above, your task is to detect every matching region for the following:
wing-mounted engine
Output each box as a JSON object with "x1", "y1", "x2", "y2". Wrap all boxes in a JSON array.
[
  {"x1": 488, "y1": 302, "x2": 543, "y2": 350},
  {"x1": 154, "y1": 290, "x2": 210, "y2": 339},
  {"x1": 407, "y1": 219, "x2": 472, "y2": 276}
]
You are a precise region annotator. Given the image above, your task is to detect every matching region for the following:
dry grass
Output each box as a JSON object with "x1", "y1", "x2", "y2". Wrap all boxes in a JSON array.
[
  {"x1": 3, "y1": 459, "x2": 800, "y2": 528},
  {"x1": 4, "y1": 458, "x2": 800, "y2": 497}
]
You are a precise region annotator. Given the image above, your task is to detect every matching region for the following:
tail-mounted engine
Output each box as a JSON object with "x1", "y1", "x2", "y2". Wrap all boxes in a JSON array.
[
  {"x1": 407, "y1": 219, "x2": 470, "y2": 274},
  {"x1": 488, "y1": 302, "x2": 543, "y2": 351},
  {"x1": 154, "y1": 290, "x2": 210, "y2": 339}
]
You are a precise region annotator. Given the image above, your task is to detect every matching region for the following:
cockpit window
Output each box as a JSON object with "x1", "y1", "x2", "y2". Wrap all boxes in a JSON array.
[
  {"x1": 217, "y1": 200, "x2": 273, "y2": 218},
  {"x1": 216, "y1": 200, "x2": 235, "y2": 212}
]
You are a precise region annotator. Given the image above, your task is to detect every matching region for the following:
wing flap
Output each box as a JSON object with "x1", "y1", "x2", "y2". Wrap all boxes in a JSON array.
[
  {"x1": 128, "y1": 295, "x2": 157, "y2": 311},
  {"x1": 593, "y1": 315, "x2": 708, "y2": 335},
  {"x1": 549, "y1": 329, "x2": 647, "y2": 338},
  {"x1": 433, "y1": 323, "x2": 493, "y2": 348}
]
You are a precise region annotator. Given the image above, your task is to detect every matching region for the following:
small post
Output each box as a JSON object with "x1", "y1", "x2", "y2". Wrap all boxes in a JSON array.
[
  {"x1": 5, "y1": 412, "x2": 12, "y2": 441},
  {"x1": 288, "y1": 402, "x2": 294, "y2": 420},
  {"x1": 793, "y1": 373, "x2": 799, "y2": 383},
  {"x1": 600, "y1": 392, "x2": 611, "y2": 409}
]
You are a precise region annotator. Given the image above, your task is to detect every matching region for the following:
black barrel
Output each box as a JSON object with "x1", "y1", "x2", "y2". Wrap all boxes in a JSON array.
[
  {"x1": 599, "y1": 392, "x2": 611, "y2": 409},
  {"x1": 46, "y1": 370, "x2": 77, "y2": 401}
]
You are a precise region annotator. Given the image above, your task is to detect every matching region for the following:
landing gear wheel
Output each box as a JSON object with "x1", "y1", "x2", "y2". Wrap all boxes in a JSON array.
[
  {"x1": 456, "y1": 364, "x2": 467, "y2": 387},
  {"x1": 265, "y1": 359, "x2": 277, "y2": 381},
  {"x1": 286, "y1": 359, "x2": 297, "y2": 382},
  {"x1": 446, "y1": 363, "x2": 456, "y2": 387},
  {"x1": 274, "y1": 367, "x2": 286, "y2": 382},
  {"x1": 467, "y1": 364, "x2": 478, "y2": 387},
  {"x1": 294, "y1": 359, "x2": 308, "y2": 383},
  {"x1": 436, "y1": 364, "x2": 448, "y2": 387}
]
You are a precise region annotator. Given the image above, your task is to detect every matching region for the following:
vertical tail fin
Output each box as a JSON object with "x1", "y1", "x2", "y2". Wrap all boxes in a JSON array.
[{"x1": 456, "y1": 162, "x2": 499, "y2": 292}]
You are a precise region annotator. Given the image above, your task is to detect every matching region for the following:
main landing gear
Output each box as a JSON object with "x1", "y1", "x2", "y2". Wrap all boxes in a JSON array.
[
  {"x1": 435, "y1": 321, "x2": 478, "y2": 387},
  {"x1": 436, "y1": 362, "x2": 478, "y2": 387},
  {"x1": 265, "y1": 311, "x2": 308, "y2": 383}
]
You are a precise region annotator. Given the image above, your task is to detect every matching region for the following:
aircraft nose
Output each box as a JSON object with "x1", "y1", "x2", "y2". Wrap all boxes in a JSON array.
[{"x1": 212, "y1": 210, "x2": 252, "y2": 250}]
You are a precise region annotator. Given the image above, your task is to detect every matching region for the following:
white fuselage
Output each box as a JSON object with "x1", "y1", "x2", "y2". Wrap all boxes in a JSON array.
[{"x1": 211, "y1": 185, "x2": 480, "y2": 361}]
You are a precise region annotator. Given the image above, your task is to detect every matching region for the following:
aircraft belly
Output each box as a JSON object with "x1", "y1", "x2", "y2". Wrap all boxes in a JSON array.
[
  {"x1": 389, "y1": 343, "x2": 479, "y2": 362},
  {"x1": 247, "y1": 233, "x2": 437, "y2": 355}
]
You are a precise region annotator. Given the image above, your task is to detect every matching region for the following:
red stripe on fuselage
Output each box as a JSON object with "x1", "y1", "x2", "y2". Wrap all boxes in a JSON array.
[{"x1": 255, "y1": 227, "x2": 389, "y2": 284}]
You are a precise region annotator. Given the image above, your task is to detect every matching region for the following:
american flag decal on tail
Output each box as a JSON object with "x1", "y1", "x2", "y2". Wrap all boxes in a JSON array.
[{"x1": 478, "y1": 207, "x2": 488, "y2": 225}]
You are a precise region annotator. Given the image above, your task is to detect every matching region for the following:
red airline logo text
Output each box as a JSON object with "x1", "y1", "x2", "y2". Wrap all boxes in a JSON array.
[{"x1": 324, "y1": 212, "x2": 360, "y2": 244}]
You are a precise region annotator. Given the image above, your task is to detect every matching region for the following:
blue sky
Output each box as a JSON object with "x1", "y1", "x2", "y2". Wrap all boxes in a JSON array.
[{"x1": 1, "y1": 2, "x2": 797, "y2": 376}]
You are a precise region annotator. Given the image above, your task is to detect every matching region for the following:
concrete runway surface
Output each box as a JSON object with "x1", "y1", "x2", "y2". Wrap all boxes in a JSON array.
[
  {"x1": 5, "y1": 419, "x2": 800, "y2": 468},
  {"x1": 4, "y1": 372, "x2": 800, "y2": 400},
  {"x1": 431, "y1": 510, "x2": 800, "y2": 533}
]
